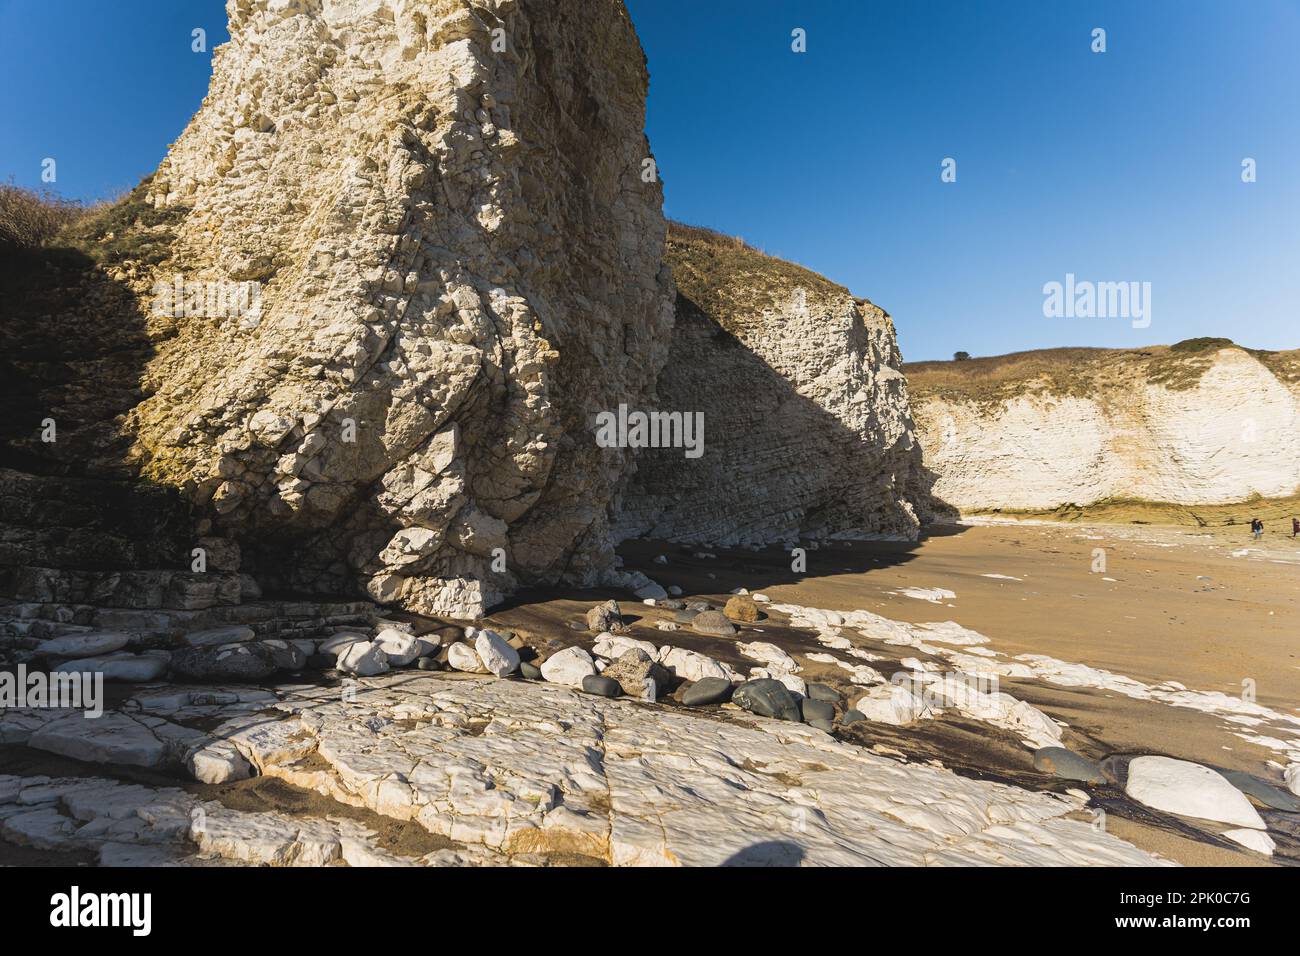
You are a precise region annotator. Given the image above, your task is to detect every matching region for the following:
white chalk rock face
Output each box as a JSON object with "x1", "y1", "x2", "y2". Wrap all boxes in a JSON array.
[
  {"x1": 1125, "y1": 756, "x2": 1265, "y2": 829},
  {"x1": 128, "y1": 0, "x2": 675, "y2": 617},
  {"x1": 912, "y1": 346, "x2": 1300, "y2": 511},
  {"x1": 613, "y1": 225, "x2": 925, "y2": 546},
  {"x1": 473, "y1": 630, "x2": 519, "y2": 677},
  {"x1": 540, "y1": 647, "x2": 597, "y2": 687},
  {"x1": 336, "y1": 641, "x2": 389, "y2": 677}
]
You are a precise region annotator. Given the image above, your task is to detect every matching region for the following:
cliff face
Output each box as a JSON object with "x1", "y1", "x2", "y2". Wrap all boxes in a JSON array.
[
  {"x1": 2, "y1": 1, "x2": 935, "y2": 619},
  {"x1": 909, "y1": 344, "x2": 1300, "y2": 511},
  {"x1": 119, "y1": 0, "x2": 674, "y2": 616},
  {"x1": 613, "y1": 225, "x2": 924, "y2": 546}
]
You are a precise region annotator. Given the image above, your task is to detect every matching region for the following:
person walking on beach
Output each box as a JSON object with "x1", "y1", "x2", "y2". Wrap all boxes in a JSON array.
[
  {"x1": 1292, "y1": 517, "x2": 1299, "y2": 538},
  {"x1": 1251, "y1": 518, "x2": 1263, "y2": 541}
]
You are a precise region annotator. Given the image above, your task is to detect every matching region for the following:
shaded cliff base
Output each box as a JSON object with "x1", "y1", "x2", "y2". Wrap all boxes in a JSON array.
[{"x1": 961, "y1": 490, "x2": 1300, "y2": 532}]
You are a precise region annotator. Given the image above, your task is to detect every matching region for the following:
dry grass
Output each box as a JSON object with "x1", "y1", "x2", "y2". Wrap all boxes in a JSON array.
[
  {"x1": 665, "y1": 220, "x2": 877, "y2": 332},
  {"x1": 0, "y1": 181, "x2": 100, "y2": 250},
  {"x1": 905, "y1": 340, "x2": 1300, "y2": 405}
]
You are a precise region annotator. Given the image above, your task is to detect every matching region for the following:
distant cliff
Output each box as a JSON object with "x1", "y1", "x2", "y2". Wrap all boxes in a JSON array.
[{"x1": 907, "y1": 341, "x2": 1300, "y2": 512}]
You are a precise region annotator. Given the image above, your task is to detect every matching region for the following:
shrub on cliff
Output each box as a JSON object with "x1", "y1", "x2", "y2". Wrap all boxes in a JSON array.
[{"x1": 0, "y1": 181, "x2": 94, "y2": 250}]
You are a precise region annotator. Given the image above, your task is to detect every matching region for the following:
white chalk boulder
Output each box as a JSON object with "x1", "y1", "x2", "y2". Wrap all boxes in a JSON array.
[
  {"x1": 373, "y1": 628, "x2": 422, "y2": 666},
  {"x1": 474, "y1": 630, "x2": 520, "y2": 677},
  {"x1": 336, "y1": 641, "x2": 390, "y2": 677},
  {"x1": 1125, "y1": 756, "x2": 1265, "y2": 829},
  {"x1": 1223, "y1": 828, "x2": 1275, "y2": 856},
  {"x1": 540, "y1": 646, "x2": 597, "y2": 687},
  {"x1": 447, "y1": 642, "x2": 487, "y2": 673}
]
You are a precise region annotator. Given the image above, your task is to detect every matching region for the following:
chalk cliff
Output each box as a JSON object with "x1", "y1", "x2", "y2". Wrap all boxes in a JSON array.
[
  {"x1": 2, "y1": 1, "x2": 932, "y2": 620},
  {"x1": 614, "y1": 224, "x2": 925, "y2": 546},
  {"x1": 908, "y1": 343, "x2": 1300, "y2": 512},
  {"x1": 115, "y1": 0, "x2": 673, "y2": 617}
]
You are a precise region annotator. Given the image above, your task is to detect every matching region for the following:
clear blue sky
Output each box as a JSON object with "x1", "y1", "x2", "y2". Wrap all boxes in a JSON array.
[{"x1": 2, "y1": 0, "x2": 1297, "y2": 360}]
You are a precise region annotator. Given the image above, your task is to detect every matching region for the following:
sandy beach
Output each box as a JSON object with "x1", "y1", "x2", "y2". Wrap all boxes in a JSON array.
[{"x1": 477, "y1": 519, "x2": 1300, "y2": 866}]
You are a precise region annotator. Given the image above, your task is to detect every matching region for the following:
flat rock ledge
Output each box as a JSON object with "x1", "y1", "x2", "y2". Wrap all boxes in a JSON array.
[{"x1": 2, "y1": 674, "x2": 1166, "y2": 866}]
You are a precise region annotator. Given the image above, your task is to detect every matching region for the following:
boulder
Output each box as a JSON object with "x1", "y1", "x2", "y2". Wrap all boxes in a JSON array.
[
  {"x1": 179, "y1": 626, "x2": 256, "y2": 648},
  {"x1": 172, "y1": 643, "x2": 278, "y2": 681},
  {"x1": 446, "y1": 642, "x2": 487, "y2": 674},
  {"x1": 1125, "y1": 756, "x2": 1265, "y2": 829},
  {"x1": 806, "y1": 682, "x2": 842, "y2": 704},
  {"x1": 336, "y1": 641, "x2": 390, "y2": 677},
  {"x1": 1223, "y1": 829, "x2": 1275, "y2": 856},
  {"x1": 260, "y1": 639, "x2": 307, "y2": 672},
  {"x1": 319, "y1": 633, "x2": 369, "y2": 657},
  {"x1": 586, "y1": 600, "x2": 622, "y2": 632},
  {"x1": 724, "y1": 595, "x2": 761, "y2": 623},
  {"x1": 681, "y1": 677, "x2": 733, "y2": 707},
  {"x1": 581, "y1": 675, "x2": 623, "y2": 698},
  {"x1": 800, "y1": 698, "x2": 836, "y2": 724},
  {"x1": 1214, "y1": 769, "x2": 1300, "y2": 812},
  {"x1": 519, "y1": 661, "x2": 543, "y2": 680},
  {"x1": 592, "y1": 632, "x2": 657, "y2": 660},
  {"x1": 852, "y1": 684, "x2": 929, "y2": 726},
  {"x1": 840, "y1": 708, "x2": 866, "y2": 726},
  {"x1": 691, "y1": 610, "x2": 737, "y2": 638},
  {"x1": 541, "y1": 646, "x2": 598, "y2": 687},
  {"x1": 37, "y1": 632, "x2": 129, "y2": 659},
  {"x1": 370, "y1": 628, "x2": 421, "y2": 667},
  {"x1": 773, "y1": 673, "x2": 807, "y2": 698},
  {"x1": 732, "y1": 679, "x2": 800, "y2": 722},
  {"x1": 186, "y1": 740, "x2": 253, "y2": 784},
  {"x1": 602, "y1": 648, "x2": 672, "y2": 701},
  {"x1": 737, "y1": 641, "x2": 798, "y2": 674},
  {"x1": 474, "y1": 630, "x2": 520, "y2": 677},
  {"x1": 659, "y1": 647, "x2": 730, "y2": 682},
  {"x1": 54, "y1": 652, "x2": 169, "y2": 683},
  {"x1": 1032, "y1": 747, "x2": 1106, "y2": 785}
]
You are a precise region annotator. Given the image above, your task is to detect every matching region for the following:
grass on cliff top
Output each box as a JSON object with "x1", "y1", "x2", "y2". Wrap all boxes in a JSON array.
[
  {"x1": 665, "y1": 220, "x2": 879, "y2": 331},
  {"x1": 0, "y1": 176, "x2": 185, "y2": 273},
  {"x1": 0, "y1": 180, "x2": 102, "y2": 251},
  {"x1": 905, "y1": 340, "x2": 1300, "y2": 405}
]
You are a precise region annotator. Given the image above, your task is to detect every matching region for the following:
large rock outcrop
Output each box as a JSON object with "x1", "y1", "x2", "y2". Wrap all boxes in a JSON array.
[
  {"x1": 613, "y1": 224, "x2": 924, "y2": 546},
  {"x1": 908, "y1": 343, "x2": 1300, "y2": 511},
  {"x1": 113, "y1": 0, "x2": 674, "y2": 616}
]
